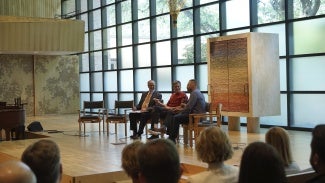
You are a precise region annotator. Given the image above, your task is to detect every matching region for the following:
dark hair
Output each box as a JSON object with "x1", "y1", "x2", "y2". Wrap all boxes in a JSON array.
[
  {"x1": 238, "y1": 141, "x2": 286, "y2": 183},
  {"x1": 21, "y1": 139, "x2": 61, "y2": 183},
  {"x1": 311, "y1": 124, "x2": 325, "y2": 164},
  {"x1": 137, "y1": 139, "x2": 181, "y2": 183},
  {"x1": 172, "y1": 80, "x2": 181, "y2": 86}
]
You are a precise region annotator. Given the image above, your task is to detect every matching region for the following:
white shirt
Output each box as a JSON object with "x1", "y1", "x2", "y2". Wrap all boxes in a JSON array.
[{"x1": 187, "y1": 164, "x2": 239, "y2": 183}]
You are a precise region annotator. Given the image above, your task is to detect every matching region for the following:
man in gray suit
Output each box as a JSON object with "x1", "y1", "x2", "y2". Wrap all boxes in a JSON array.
[{"x1": 130, "y1": 80, "x2": 162, "y2": 139}]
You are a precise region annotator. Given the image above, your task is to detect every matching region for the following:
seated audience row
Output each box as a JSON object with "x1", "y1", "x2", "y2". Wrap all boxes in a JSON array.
[
  {"x1": 2, "y1": 125, "x2": 323, "y2": 183},
  {"x1": 122, "y1": 124, "x2": 325, "y2": 183},
  {"x1": 0, "y1": 139, "x2": 62, "y2": 183}
]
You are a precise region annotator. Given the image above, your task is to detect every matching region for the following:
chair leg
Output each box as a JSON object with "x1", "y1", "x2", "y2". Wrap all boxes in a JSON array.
[
  {"x1": 106, "y1": 122, "x2": 109, "y2": 135},
  {"x1": 183, "y1": 125, "x2": 189, "y2": 146},
  {"x1": 124, "y1": 122, "x2": 127, "y2": 137},
  {"x1": 83, "y1": 123, "x2": 86, "y2": 136},
  {"x1": 99, "y1": 123, "x2": 101, "y2": 135},
  {"x1": 115, "y1": 123, "x2": 117, "y2": 135},
  {"x1": 102, "y1": 120, "x2": 105, "y2": 133},
  {"x1": 78, "y1": 122, "x2": 81, "y2": 135}
]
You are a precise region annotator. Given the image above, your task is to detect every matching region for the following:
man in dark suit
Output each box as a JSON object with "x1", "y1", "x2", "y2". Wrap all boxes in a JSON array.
[{"x1": 130, "y1": 80, "x2": 162, "y2": 139}]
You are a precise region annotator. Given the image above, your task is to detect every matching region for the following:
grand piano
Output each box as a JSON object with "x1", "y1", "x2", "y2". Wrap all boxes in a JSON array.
[{"x1": 0, "y1": 99, "x2": 26, "y2": 141}]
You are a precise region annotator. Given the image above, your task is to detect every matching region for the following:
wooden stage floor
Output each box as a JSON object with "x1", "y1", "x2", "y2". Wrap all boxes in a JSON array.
[{"x1": 0, "y1": 114, "x2": 313, "y2": 183}]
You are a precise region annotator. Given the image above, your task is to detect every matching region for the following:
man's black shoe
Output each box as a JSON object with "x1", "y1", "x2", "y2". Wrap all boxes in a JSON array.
[
  {"x1": 130, "y1": 134, "x2": 140, "y2": 140},
  {"x1": 147, "y1": 135, "x2": 159, "y2": 140}
]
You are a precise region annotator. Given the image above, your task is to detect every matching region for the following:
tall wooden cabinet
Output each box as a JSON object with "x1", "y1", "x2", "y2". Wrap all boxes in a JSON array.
[{"x1": 208, "y1": 32, "x2": 280, "y2": 120}]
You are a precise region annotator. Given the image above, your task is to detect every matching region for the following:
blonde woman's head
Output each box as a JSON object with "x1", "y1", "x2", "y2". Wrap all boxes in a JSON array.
[
  {"x1": 195, "y1": 126, "x2": 233, "y2": 163},
  {"x1": 265, "y1": 126, "x2": 293, "y2": 166}
]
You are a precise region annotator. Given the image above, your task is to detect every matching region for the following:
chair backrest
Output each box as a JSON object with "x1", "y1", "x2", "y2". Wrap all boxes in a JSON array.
[
  {"x1": 83, "y1": 101, "x2": 104, "y2": 110},
  {"x1": 115, "y1": 100, "x2": 134, "y2": 108},
  {"x1": 114, "y1": 100, "x2": 134, "y2": 115}
]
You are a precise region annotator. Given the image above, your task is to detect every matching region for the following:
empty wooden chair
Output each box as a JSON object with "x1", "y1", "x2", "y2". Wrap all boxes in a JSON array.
[
  {"x1": 106, "y1": 100, "x2": 134, "y2": 136},
  {"x1": 78, "y1": 101, "x2": 105, "y2": 136}
]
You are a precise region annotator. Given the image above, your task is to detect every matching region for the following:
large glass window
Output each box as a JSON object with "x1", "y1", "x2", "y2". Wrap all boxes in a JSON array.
[
  {"x1": 90, "y1": 9, "x2": 101, "y2": 30},
  {"x1": 257, "y1": 0, "x2": 285, "y2": 24},
  {"x1": 291, "y1": 18, "x2": 325, "y2": 55},
  {"x1": 103, "y1": 49, "x2": 117, "y2": 70},
  {"x1": 291, "y1": 56, "x2": 325, "y2": 91},
  {"x1": 138, "y1": 0, "x2": 150, "y2": 19},
  {"x1": 91, "y1": 72, "x2": 103, "y2": 91},
  {"x1": 121, "y1": 1, "x2": 132, "y2": 23},
  {"x1": 71, "y1": 0, "x2": 325, "y2": 130},
  {"x1": 120, "y1": 70, "x2": 133, "y2": 91},
  {"x1": 293, "y1": 0, "x2": 325, "y2": 18},
  {"x1": 175, "y1": 66, "x2": 194, "y2": 86},
  {"x1": 104, "y1": 71, "x2": 117, "y2": 92},
  {"x1": 120, "y1": 47, "x2": 133, "y2": 69},
  {"x1": 135, "y1": 69, "x2": 152, "y2": 91},
  {"x1": 103, "y1": 27, "x2": 116, "y2": 49},
  {"x1": 103, "y1": 5, "x2": 116, "y2": 26},
  {"x1": 225, "y1": 0, "x2": 249, "y2": 29},
  {"x1": 177, "y1": 9, "x2": 194, "y2": 37},
  {"x1": 178, "y1": 38, "x2": 194, "y2": 64},
  {"x1": 137, "y1": 44, "x2": 151, "y2": 67},
  {"x1": 156, "y1": 15, "x2": 170, "y2": 41},
  {"x1": 121, "y1": 24, "x2": 132, "y2": 46},
  {"x1": 156, "y1": 67, "x2": 172, "y2": 91},
  {"x1": 156, "y1": 41, "x2": 171, "y2": 66},
  {"x1": 199, "y1": 4, "x2": 219, "y2": 34},
  {"x1": 292, "y1": 94, "x2": 325, "y2": 128},
  {"x1": 138, "y1": 19, "x2": 151, "y2": 43},
  {"x1": 80, "y1": 54, "x2": 89, "y2": 72},
  {"x1": 80, "y1": 73, "x2": 89, "y2": 91}
]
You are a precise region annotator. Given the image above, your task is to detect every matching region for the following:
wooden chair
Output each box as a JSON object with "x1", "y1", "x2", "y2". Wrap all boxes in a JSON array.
[
  {"x1": 106, "y1": 100, "x2": 134, "y2": 136},
  {"x1": 184, "y1": 102, "x2": 222, "y2": 147},
  {"x1": 78, "y1": 101, "x2": 105, "y2": 136},
  {"x1": 287, "y1": 170, "x2": 316, "y2": 183}
]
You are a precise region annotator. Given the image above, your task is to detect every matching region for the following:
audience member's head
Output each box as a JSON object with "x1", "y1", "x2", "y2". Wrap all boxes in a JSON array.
[
  {"x1": 121, "y1": 140, "x2": 144, "y2": 183},
  {"x1": 265, "y1": 126, "x2": 293, "y2": 166},
  {"x1": 21, "y1": 139, "x2": 62, "y2": 183},
  {"x1": 238, "y1": 141, "x2": 286, "y2": 183},
  {"x1": 309, "y1": 124, "x2": 325, "y2": 173},
  {"x1": 0, "y1": 160, "x2": 36, "y2": 183},
  {"x1": 196, "y1": 126, "x2": 233, "y2": 164},
  {"x1": 137, "y1": 138, "x2": 181, "y2": 183}
]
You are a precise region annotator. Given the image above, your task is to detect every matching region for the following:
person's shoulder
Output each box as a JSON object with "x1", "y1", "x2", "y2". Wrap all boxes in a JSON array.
[
  {"x1": 180, "y1": 91, "x2": 187, "y2": 95},
  {"x1": 306, "y1": 173, "x2": 325, "y2": 183},
  {"x1": 187, "y1": 171, "x2": 210, "y2": 183}
]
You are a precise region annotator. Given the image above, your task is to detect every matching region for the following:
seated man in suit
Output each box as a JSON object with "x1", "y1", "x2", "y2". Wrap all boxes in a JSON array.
[{"x1": 130, "y1": 80, "x2": 162, "y2": 139}]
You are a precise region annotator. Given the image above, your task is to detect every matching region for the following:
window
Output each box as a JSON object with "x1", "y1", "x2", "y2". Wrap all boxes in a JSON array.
[{"x1": 69, "y1": 0, "x2": 325, "y2": 130}]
